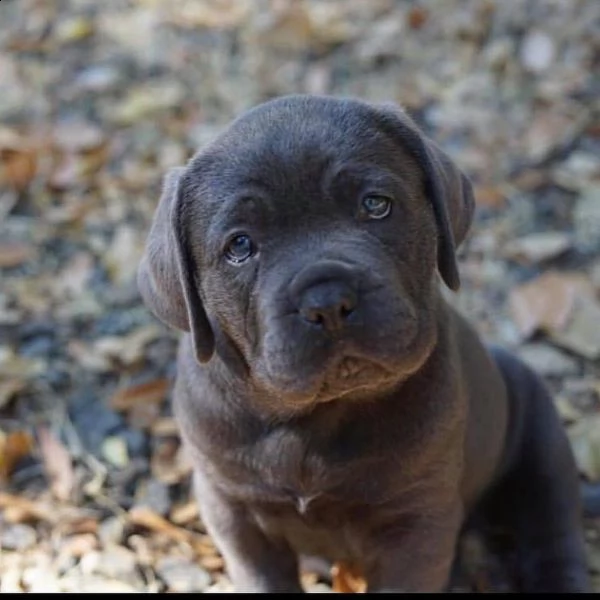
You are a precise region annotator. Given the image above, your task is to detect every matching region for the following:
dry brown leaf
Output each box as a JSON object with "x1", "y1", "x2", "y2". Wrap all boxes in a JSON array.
[
  {"x1": 53, "y1": 252, "x2": 95, "y2": 298},
  {"x1": 0, "y1": 242, "x2": 36, "y2": 268},
  {"x1": 200, "y1": 555, "x2": 225, "y2": 572},
  {"x1": 128, "y1": 506, "x2": 216, "y2": 557},
  {"x1": 110, "y1": 379, "x2": 169, "y2": 412},
  {"x1": 407, "y1": 6, "x2": 428, "y2": 30},
  {"x1": 93, "y1": 324, "x2": 162, "y2": 366},
  {"x1": 331, "y1": 562, "x2": 367, "y2": 593},
  {"x1": 151, "y1": 438, "x2": 192, "y2": 484},
  {"x1": 169, "y1": 500, "x2": 198, "y2": 525},
  {"x1": 0, "y1": 378, "x2": 26, "y2": 409},
  {"x1": 150, "y1": 416, "x2": 180, "y2": 437},
  {"x1": 164, "y1": 0, "x2": 250, "y2": 30},
  {"x1": 37, "y1": 426, "x2": 74, "y2": 501},
  {"x1": 0, "y1": 129, "x2": 38, "y2": 191},
  {"x1": 58, "y1": 533, "x2": 98, "y2": 559},
  {"x1": 0, "y1": 492, "x2": 56, "y2": 524},
  {"x1": 0, "y1": 429, "x2": 33, "y2": 482},
  {"x1": 473, "y1": 185, "x2": 507, "y2": 209},
  {"x1": 509, "y1": 272, "x2": 593, "y2": 338}
]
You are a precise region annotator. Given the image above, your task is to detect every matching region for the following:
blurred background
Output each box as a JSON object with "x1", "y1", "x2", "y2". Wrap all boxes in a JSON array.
[{"x1": 0, "y1": 0, "x2": 599, "y2": 592}]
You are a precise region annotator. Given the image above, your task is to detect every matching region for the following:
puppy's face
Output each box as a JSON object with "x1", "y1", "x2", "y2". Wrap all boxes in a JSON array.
[{"x1": 138, "y1": 96, "x2": 474, "y2": 414}]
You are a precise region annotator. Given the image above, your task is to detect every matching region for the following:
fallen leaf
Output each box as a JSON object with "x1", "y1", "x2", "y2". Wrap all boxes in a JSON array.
[
  {"x1": 54, "y1": 17, "x2": 95, "y2": 44},
  {"x1": 37, "y1": 426, "x2": 74, "y2": 501},
  {"x1": 164, "y1": 0, "x2": 251, "y2": 30},
  {"x1": 170, "y1": 500, "x2": 198, "y2": 525},
  {"x1": 0, "y1": 492, "x2": 56, "y2": 524},
  {"x1": 151, "y1": 439, "x2": 192, "y2": 485},
  {"x1": 0, "y1": 430, "x2": 33, "y2": 482},
  {"x1": 503, "y1": 232, "x2": 571, "y2": 265},
  {"x1": 200, "y1": 555, "x2": 225, "y2": 572},
  {"x1": 0, "y1": 347, "x2": 46, "y2": 378},
  {"x1": 58, "y1": 533, "x2": 98, "y2": 559},
  {"x1": 568, "y1": 414, "x2": 600, "y2": 481},
  {"x1": 473, "y1": 185, "x2": 506, "y2": 209},
  {"x1": 0, "y1": 129, "x2": 38, "y2": 191},
  {"x1": 53, "y1": 252, "x2": 95, "y2": 298},
  {"x1": 0, "y1": 242, "x2": 36, "y2": 268},
  {"x1": 150, "y1": 417, "x2": 180, "y2": 437},
  {"x1": 94, "y1": 325, "x2": 162, "y2": 365},
  {"x1": 509, "y1": 272, "x2": 592, "y2": 338},
  {"x1": 69, "y1": 324, "x2": 163, "y2": 371},
  {"x1": 331, "y1": 562, "x2": 367, "y2": 593},
  {"x1": 550, "y1": 295, "x2": 600, "y2": 359},
  {"x1": 554, "y1": 396, "x2": 584, "y2": 423},
  {"x1": 407, "y1": 6, "x2": 428, "y2": 29},
  {"x1": 110, "y1": 379, "x2": 169, "y2": 412},
  {"x1": 0, "y1": 378, "x2": 26, "y2": 409},
  {"x1": 128, "y1": 506, "x2": 216, "y2": 557}
]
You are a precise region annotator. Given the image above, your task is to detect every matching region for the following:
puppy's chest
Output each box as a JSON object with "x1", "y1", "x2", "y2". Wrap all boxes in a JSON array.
[{"x1": 222, "y1": 428, "x2": 384, "y2": 521}]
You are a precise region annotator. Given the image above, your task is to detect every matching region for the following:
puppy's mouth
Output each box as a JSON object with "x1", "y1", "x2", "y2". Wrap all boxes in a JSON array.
[{"x1": 312, "y1": 355, "x2": 395, "y2": 403}]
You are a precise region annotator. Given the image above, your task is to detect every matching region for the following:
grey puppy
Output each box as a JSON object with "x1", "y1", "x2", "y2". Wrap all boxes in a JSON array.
[{"x1": 138, "y1": 95, "x2": 589, "y2": 592}]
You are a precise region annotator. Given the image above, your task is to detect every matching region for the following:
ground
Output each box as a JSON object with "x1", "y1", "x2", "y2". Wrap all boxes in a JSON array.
[{"x1": 1, "y1": 0, "x2": 599, "y2": 593}]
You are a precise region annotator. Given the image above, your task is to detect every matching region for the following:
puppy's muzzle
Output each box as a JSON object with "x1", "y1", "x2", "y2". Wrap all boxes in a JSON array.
[{"x1": 290, "y1": 261, "x2": 359, "y2": 334}]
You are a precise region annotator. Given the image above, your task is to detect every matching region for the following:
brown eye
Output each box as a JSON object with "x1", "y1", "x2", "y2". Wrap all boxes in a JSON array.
[
  {"x1": 225, "y1": 234, "x2": 254, "y2": 264},
  {"x1": 361, "y1": 195, "x2": 392, "y2": 219}
]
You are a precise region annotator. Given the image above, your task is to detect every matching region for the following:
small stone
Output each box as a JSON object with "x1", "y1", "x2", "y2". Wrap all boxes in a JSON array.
[
  {"x1": 94, "y1": 545, "x2": 138, "y2": 580},
  {"x1": 156, "y1": 556, "x2": 211, "y2": 592},
  {"x1": 135, "y1": 478, "x2": 171, "y2": 517},
  {"x1": 517, "y1": 344, "x2": 579, "y2": 377},
  {"x1": 75, "y1": 65, "x2": 121, "y2": 92},
  {"x1": 102, "y1": 435, "x2": 129, "y2": 468},
  {"x1": 98, "y1": 516, "x2": 125, "y2": 546},
  {"x1": 520, "y1": 30, "x2": 555, "y2": 73},
  {"x1": 1, "y1": 523, "x2": 36, "y2": 550}
]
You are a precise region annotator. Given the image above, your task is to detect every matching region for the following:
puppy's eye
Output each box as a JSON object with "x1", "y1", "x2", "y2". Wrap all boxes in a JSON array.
[
  {"x1": 361, "y1": 195, "x2": 392, "y2": 220},
  {"x1": 225, "y1": 234, "x2": 254, "y2": 264}
]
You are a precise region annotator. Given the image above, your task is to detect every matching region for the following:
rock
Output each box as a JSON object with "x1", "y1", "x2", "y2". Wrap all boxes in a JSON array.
[
  {"x1": 102, "y1": 436, "x2": 129, "y2": 469},
  {"x1": 135, "y1": 478, "x2": 171, "y2": 517},
  {"x1": 517, "y1": 344, "x2": 579, "y2": 377},
  {"x1": 92, "y1": 544, "x2": 139, "y2": 583},
  {"x1": 1, "y1": 523, "x2": 36, "y2": 550},
  {"x1": 98, "y1": 516, "x2": 125, "y2": 546},
  {"x1": 156, "y1": 556, "x2": 211, "y2": 592},
  {"x1": 520, "y1": 30, "x2": 555, "y2": 73}
]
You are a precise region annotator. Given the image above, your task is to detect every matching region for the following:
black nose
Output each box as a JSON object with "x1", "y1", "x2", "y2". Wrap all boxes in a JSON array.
[{"x1": 297, "y1": 280, "x2": 358, "y2": 332}]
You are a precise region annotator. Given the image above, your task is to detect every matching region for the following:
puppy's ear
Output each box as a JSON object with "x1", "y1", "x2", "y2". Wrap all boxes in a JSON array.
[
  {"x1": 137, "y1": 167, "x2": 215, "y2": 363},
  {"x1": 373, "y1": 104, "x2": 475, "y2": 291}
]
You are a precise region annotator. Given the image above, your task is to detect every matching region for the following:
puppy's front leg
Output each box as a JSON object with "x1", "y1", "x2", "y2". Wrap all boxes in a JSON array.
[
  {"x1": 366, "y1": 503, "x2": 462, "y2": 593},
  {"x1": 193, "y1": 470, "x2": 303, "y2": 593}
]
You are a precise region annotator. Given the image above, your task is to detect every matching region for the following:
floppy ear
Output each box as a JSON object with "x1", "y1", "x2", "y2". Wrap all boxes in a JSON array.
[
  {"x1": 137, "y1": 167, "x2": 215, "y2": 362},
  {"x1": 373, "y1": 104, "x2": 475, "y2": 291}
]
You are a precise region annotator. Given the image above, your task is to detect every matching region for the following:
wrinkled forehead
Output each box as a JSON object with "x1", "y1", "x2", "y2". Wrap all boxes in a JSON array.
[{"x1": 197, "y1": 98, "x2": 418, "y2": 184}]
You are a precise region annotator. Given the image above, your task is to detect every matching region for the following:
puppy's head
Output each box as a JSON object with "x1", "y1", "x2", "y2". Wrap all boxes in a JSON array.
[{"x1": 138, "y1": 95, "x2": 474, "y2": 414}]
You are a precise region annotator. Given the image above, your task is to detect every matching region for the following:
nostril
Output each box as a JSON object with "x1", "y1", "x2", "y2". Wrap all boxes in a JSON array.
[{"x1": 339, "y1": 297, "x2": 355, "y2": 319}]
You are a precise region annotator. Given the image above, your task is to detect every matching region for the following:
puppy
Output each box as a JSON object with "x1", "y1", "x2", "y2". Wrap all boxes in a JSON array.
[{"x1": 138, "y1": 95, "x2": 589, "y2": 592}]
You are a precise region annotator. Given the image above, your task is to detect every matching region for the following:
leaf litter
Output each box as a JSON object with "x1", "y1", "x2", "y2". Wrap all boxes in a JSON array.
[{"x1": 0, "y1": 0, "x2": 599, "y2": 593}]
